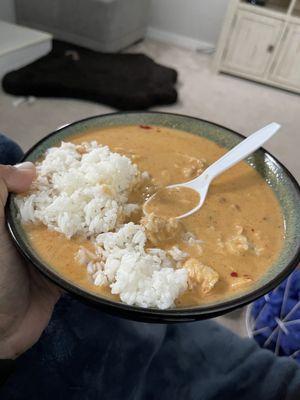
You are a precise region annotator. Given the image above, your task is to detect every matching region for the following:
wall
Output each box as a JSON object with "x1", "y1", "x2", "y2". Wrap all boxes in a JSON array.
[
  {"x1": 0, "y1": 0, "x2": 15, "y2": 22},
  {"x1": 148, "y1": 0, "x2": 230, "y2": 49}
]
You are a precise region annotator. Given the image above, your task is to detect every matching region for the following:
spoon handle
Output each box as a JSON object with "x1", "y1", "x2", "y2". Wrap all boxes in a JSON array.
[{"x1": 203, "y1": 122, "x2": 281, "y2": 182}]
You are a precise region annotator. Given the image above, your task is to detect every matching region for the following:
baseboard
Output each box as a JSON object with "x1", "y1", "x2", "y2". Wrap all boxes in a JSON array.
[{"x1": 146, "y1": 27, "x2": 215, "y2": 52}]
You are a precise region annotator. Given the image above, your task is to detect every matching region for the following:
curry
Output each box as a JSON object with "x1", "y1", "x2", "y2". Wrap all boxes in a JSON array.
[{"x1": 24, "y1": 125, "x2": 284, "y2": 307}]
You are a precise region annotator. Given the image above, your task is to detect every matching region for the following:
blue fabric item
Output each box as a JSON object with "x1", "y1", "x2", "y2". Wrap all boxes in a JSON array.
[
  {"x1": 1, "y1": 133, "x2": 300, "y2": 400},
  {"x1": 251, "y1": 269, "x2": 300, "y2": 364},
  {"x1": 0, "y1": 134, "x2": 23, "y2": 165},
  {"x1": 1, "y1": 295, "x2": 300, "y2": 400}
]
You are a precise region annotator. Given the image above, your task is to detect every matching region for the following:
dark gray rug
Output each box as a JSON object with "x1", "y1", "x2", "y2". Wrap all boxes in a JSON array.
[{"x1": 2, "y1": 40, "x2": 177, "y2": 110}]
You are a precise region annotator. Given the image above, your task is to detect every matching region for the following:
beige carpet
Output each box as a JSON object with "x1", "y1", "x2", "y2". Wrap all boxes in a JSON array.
[{"x1": 1, "y1": 38, "x2": 299, "y2": 335}]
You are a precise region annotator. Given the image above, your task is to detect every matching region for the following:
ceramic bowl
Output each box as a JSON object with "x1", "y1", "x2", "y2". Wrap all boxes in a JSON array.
[{"x1": 6, "y1": 112, "x2": 300, "y2": 322}]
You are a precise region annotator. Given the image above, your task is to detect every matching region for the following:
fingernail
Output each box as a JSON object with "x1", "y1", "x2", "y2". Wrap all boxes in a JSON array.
[{"x1": 15, "y1": 161, "x2": 34, "y2": 169}]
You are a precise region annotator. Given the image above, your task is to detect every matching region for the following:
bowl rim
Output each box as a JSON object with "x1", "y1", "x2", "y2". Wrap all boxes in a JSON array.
[{"x1": 6, "y1": 111, "x2": 300, "y2": 322}]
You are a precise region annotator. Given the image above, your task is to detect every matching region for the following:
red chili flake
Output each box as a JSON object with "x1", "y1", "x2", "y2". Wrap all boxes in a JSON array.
[
  {"x1": 231, "y1": 272, "x2": 238, "y2": 277},
  {"x1": 139, "y1": 125, "x2": 152, "y2": 130}
]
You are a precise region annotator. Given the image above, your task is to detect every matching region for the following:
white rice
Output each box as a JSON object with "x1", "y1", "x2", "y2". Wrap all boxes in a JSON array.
[
  {"x1": 15, "y1": 141, "x2": 140, "y2": 238},
  {"x1": 96, "y1": 223, "x2": 187, "y2": 309},
  {"x1": 77, "y1": 224, "x2": 188, "y2": 309},
  {"x1": 16, "y1": 141, "x2": 188, "y2": 309}
]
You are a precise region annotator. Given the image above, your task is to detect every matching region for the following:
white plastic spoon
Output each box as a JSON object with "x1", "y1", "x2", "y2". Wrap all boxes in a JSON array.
[{"x1": 144, "y1": 122, "x2": 281, "y2": 219}]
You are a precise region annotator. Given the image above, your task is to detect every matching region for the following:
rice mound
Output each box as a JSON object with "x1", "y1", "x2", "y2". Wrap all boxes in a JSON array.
[
  {"x1": 16, "y1": 141, "x2": 188, "y2": 309},
  {"x1": 78, "y1": 223, "x2": 188, "y2": 309},
  {"x1": 15, "y1": 141, "x2": 140, "y2": 238}
]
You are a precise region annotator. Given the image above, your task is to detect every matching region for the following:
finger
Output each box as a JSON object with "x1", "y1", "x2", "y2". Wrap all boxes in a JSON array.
[
  {"x1": 0, "y1": 162, "x2": 36, "y2": 193},
  {"x1": 0, "y1": 163, "x2": 36, "y2": 210}
]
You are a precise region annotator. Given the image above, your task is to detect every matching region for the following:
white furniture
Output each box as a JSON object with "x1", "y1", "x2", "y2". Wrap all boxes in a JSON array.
[
  {"x1": 0, "y1": 21, "x2": 52, "y2": 80},
  {"x1": 214, "y1": 0, "x2": 300, "y2": 94}
]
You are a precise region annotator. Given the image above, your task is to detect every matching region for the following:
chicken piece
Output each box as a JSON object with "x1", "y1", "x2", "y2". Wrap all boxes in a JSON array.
[
  {"x1": 141, "y1": 213, "x2": 183, "y2": 245},
  {"x1": 225, "y1": 225, "x2": 264, "y2": 256},
  {"x1": 225, "y1": 225, "x2": 249, "y2": 255},
  {"x1": 184, "y1": 258, "x2": 219, "y2": 294}
]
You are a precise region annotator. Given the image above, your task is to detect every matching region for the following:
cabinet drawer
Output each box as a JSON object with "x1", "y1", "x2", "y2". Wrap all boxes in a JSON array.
[{"x1": 222, "y1": 10, "x2": 283, "y2": 78}]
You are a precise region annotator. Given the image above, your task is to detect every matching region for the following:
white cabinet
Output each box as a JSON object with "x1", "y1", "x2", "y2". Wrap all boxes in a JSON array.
[
  {"x1": 223, "y1": 11, "x2": 283, "y2": 77},
  {"x1": 214, "y1": 0, "x2": 300, "y2": 94},
  {"x1": 270, "y1": 22, "x2": 300, "y2": 90}
]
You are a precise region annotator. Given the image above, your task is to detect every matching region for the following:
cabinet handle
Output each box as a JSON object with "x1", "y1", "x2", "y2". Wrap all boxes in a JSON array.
[{"x1": 267, "y1": 45, "x2": 275, "y2": 53}]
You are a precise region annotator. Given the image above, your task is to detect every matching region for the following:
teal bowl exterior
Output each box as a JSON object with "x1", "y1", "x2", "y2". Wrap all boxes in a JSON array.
[{"x1": 6, "y1": 112, "x2": 300, "y2": 323}]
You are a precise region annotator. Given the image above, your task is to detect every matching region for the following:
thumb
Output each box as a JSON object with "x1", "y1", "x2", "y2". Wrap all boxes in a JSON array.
[
  {"x1": 2, "y1": 162, "x2": 36, "y2": 193},
  {"x1": 0, "y1": 162, "x2": 36, "y2": 208}
]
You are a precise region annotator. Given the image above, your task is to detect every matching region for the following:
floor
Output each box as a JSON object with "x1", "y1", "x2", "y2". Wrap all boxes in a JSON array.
[{"x1": 1, "y1": 38, "x2": 299, "y2": 336}]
